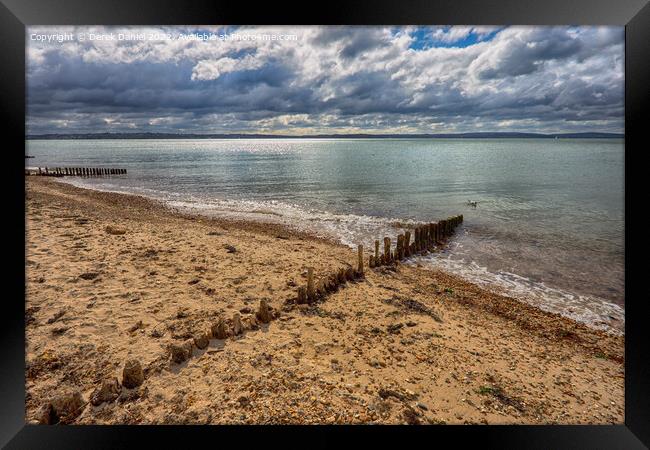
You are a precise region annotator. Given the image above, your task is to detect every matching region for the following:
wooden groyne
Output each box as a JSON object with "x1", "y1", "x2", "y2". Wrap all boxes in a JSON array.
[
  {"x1": 295, "y1": 214, "x2": 464, "y2": 304},
  {"x1": 25, "y1": 167, "x2": 127, "y2": 177}
]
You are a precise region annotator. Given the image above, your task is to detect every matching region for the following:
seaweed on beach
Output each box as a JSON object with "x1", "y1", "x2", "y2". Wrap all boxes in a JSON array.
[
  {"x1": 476, "y1": 384, "x2": 526, "y2": 413},
  {"x1": 381, "y1": 295, "x2": 443, "y2": 322}
]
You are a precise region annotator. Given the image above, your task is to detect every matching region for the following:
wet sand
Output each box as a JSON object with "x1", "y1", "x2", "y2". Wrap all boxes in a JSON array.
[{"x1": 25, "y1": 176, "x2": 624, "y2": 425}]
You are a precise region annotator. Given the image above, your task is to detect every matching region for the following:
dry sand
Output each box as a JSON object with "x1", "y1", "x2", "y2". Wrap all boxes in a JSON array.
[{"x1": 25, "y1": 177, "x2": 624, "y2": 425}]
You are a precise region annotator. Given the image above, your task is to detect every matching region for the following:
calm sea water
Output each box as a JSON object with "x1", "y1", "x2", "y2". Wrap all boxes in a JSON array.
[{"x1": 26, "y1": 138, "x2": 625, "y2": 333}]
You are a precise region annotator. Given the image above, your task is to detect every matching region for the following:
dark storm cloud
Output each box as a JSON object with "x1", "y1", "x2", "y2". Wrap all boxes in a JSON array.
[
  {"x1": 477, "y1": 29, "x2": 584, "y2": 79},
  {"x1": 26, "y1": 26, "x2": 624, "y2": 134}
]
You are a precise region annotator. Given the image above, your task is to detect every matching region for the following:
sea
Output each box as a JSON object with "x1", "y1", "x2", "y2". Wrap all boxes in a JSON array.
[{"x1": 26, "y1": 138, "x2": 625, "y2": 333}]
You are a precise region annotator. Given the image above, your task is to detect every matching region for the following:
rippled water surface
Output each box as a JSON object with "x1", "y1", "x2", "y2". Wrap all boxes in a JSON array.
[{"x1": 26, "y1": 138, "x2": 625, "y2": 332}]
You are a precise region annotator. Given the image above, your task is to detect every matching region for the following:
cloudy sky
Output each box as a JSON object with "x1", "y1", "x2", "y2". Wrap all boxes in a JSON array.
[{"x1": 26, "y1": 26, "x2": 624, "y2": 135}]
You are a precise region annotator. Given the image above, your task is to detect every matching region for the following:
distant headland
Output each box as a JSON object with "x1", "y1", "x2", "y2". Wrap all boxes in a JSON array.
[{"x1": 26, "y1": 132, "x2": 623, "y2": 140}]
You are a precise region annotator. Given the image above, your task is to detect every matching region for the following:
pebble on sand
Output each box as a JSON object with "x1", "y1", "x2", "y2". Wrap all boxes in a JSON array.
[{"x1": 122, "y1": 359, "x2": 145, "y2": 388}]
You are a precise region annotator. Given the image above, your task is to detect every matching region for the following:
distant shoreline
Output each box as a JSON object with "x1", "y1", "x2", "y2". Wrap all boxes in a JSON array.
[{"x1": 26, "y1": 132, "x2": 624, "y2": 140}]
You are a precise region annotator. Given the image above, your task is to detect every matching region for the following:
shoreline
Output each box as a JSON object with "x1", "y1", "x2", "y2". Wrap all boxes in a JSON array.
[
  {"x1": 25, "y1": 177, "x2": 624, "y2": 424},
  {"x1": 55, "y1": 174, "x2": 625, "y2": 335}
]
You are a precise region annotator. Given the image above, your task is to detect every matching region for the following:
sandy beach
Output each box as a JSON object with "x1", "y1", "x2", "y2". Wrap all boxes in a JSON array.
[{"x1": 25, "y1": 176, "x2": 624, "y2": 425}]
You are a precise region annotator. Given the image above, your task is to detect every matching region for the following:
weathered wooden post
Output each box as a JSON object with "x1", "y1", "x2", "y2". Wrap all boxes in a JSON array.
[
  {"x1": 297, "y1": 286, "x2": 306, "y2": 304},
  {"x1": 383, "y1": 237, "x2": 391, "y2": 264},
  {"x1": 307, "y1": 267, "x2": 315, "y2": 303},
  {"x1": 374, "y1": 240, "x2": 380, "y2": 265},
  {"x1": 337, "y1": 268, "x2": 346, "y2": 284},
  {"x1": 357, "y1": 244, "x2": 364, "y2": 277},
  {"x1": 397, "y1": 234, "x2": 404, "y2": 260},
  {"x1": 404, "y1": 231, "x2": 411, "y2": 257}
]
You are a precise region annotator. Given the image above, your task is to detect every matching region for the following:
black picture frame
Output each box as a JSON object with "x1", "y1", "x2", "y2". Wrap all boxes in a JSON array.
[{"x1": 1, "y1": 0, "x2": 648, "y2": 448}]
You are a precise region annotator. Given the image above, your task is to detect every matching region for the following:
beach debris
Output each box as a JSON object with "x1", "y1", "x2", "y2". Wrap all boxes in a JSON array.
[
  {"x1": 211, "y1": 318, "x2": 229, "y2": 339},
  {"x1": 378, "y1": 387, "x2": 417, "y2": 401},
  {"x1": 127, "y1": 320, "x2": 143, "y2": 333},
  {"x1": 223, "y1": 244, "x2": 237, "y2": 253},
  {"x1": 188, "y1": 278, "x2": 200, "y2": 285},
  {"x1": 237, "y1": 395, "x2": 250, "y2": 407},
  {"x1": 402, "y1": 406, "x2": 421, "y2": 425},
  {"x1": 150, "y1": 326, "x2": 165, "y2": 338},
  {"x1": 79, "y1": 272, "x2": 99, "y2": 280},
  {"x1": 170, "y1": 340, "x2": 194, "y2": 364},
  {"x1": 142, "y1": 249, "x2": 159, "y2": 258},
  {"x1": 207, "y1": 231, "x2": 222, "y2": 236},
  {"x1": 232, "y1": 312, "x2": 244, "y2": 336},
  {"x1": 40, "y1": 390, "x2": 86, "y2": 424},
  {"x1": 193, "y1": 332, "x2": 210, "y2": 349},
  {"x1": 90, "y1": 378, "x2": 122, "y2": 406},
  {"x1": 46, "y1": 309, "x2": 66, "y2": 324},
  {"x1": 256, "y1": 299, "x2": 272, "y2": 323},
  {"x1": 387, "y1": 323, "x2": 404, "y2": 334},
  {"x1": 122, "y1": 359, "x2": 145, "y2": 388},
  {"x1": 105, "y1": 225, "x2": 127, "y2": 235},
  {"x1": 51, "y1": 326, "x2": 69, "y2": 336}
]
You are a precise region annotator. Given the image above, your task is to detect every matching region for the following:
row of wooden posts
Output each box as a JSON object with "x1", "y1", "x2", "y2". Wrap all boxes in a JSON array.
[
  {"x1": 296, "y1": 214, "x2": 464, "y2": 304},
  {"x1": 30, "y1": 167, "x2": 127, "y2": 177}
]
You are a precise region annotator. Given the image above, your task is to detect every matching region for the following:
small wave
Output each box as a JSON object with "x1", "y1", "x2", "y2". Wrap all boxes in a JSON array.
[{"x1": 418, "y1": 251, "x2": 624, "y2": 335}]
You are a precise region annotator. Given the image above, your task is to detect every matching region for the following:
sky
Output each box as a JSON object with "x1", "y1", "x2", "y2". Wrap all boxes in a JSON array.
[{"x1": 26, "y1": 25, "x2": 624, "y2": 135}]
